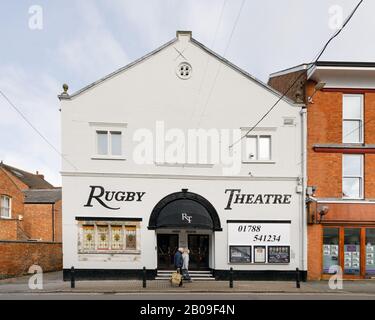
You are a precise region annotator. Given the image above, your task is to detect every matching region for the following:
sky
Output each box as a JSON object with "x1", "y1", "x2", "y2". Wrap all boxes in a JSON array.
[{"x1": 0, "y1": 0, "x2": 373, "y2": 186}]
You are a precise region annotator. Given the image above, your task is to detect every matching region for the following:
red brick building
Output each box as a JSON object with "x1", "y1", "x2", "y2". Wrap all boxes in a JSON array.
[
  {"x1": 269, "y1": 61, "x2": 375, "y2": 280},
  {"x1": 0, "y1": 162, "x2": 62, "y2": 278}
]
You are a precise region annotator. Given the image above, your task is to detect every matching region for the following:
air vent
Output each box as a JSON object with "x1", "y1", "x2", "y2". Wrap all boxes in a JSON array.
[
  {"x1": 283, "y1": 118, "x2": 295, "y2": 126},
  {"x1": 176, "y1": 62, "x2": 192, "y2": 79}
]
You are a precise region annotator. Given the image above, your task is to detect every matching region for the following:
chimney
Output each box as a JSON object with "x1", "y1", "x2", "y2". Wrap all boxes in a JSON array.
[
  {"x1": 36, "y1": 171, "x2": 45, "y2": 180},
  {"x1": 176, "y1": 30, "x2": 192, "y2": 44}
]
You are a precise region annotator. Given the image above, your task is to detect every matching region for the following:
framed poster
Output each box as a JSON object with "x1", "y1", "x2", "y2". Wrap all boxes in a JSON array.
[
  {"x1": 254, "y1": 246, "x2": 266, "y2": 263},
  {"x1": 229, "y1": 246, "x2": 251, "y2": 263},
  {"x1": 268, "y1": 246, "x2": 290, "y2": 264}
]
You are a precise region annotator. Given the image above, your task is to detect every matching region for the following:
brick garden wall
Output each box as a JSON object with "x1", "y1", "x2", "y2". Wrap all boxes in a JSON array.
[
  {"x1": 0, "y1": 241, "x2": 62, "y2": 279},
  {"x1": 0, "y1": 219, "x2": 19, "y2": 240}
]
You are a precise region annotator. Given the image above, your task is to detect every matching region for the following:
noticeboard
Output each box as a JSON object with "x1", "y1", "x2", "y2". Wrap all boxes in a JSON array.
[{"x1": 267, "y1": 246, "x2": 290, "y2": 264}]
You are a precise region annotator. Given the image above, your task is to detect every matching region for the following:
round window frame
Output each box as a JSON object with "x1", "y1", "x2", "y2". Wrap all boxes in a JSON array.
[{"x1": 176, "y1": 62, "x2": 192, "y2": 80}]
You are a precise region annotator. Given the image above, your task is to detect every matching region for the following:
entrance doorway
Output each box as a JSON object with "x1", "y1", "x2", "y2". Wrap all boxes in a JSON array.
[
  {"x1": 157, "y1": 234, "x2": 179, "y2": 270},
  {"x1": 188, "y1": 235, "x2": 210, "y2": 270}
]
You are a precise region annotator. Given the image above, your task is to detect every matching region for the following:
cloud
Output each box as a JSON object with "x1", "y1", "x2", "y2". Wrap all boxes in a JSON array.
[
  {"x1": 0, "y1": 64, "x2": 62, "y2": 186},
  {"x1": 58, "y1": 1, "x2": 129, "y2": 84}
]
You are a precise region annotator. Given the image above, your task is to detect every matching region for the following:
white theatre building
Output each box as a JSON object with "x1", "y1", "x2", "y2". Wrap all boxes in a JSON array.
[{"x1": 60, "y1": 31, "x2": 307, "y2": 281}]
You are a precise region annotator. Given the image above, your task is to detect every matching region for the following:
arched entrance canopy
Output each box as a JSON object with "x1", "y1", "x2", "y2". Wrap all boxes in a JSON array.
[{"x1": 148, "y1": 189, "x2": 222, "y2": 231}]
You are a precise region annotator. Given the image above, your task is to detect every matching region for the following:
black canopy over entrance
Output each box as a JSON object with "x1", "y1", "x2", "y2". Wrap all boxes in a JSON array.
[{"x1": 148, "y1": 189, "x2": 222, "y2": 231}]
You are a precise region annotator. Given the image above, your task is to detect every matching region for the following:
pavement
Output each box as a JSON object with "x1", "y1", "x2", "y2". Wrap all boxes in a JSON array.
[{"x1": 1, "y1": 271, "x2": 375, "y2": 297}]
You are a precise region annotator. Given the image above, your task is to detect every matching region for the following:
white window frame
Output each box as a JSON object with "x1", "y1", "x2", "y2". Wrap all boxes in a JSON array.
[
  {"x1": 342, "y1": 154, "x2": 364, "y2": 200},
  {"x1": 343, "y1": 94, "x2": 364, "y2": 144},
  {"x1": 242, "y1": 129, "x2": 275, "y2": 163},
  {"x1": 0, "y1": 195, "x2": 12, "y2": 219},
  {"x1": 90, "y1": 122, "x2": 127, "y2": 160}
]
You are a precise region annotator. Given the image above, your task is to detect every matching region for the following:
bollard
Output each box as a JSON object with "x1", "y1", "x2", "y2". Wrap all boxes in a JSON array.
[
  {"x1": 296, "y1": 268, "x2": 301, "y2": 289},
  {"x1": 229, "y1": 267, "x2": 234, "y2": 289},
  {"x1": 143, "y1": 267, "x2": 147, "y2": 288},
  {"x1": 71, "y1": 266, "x2": 75, "y2": 289}
]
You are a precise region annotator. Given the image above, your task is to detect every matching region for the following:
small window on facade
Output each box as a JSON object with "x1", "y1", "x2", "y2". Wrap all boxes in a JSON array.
[
  {"x1": 0, "y1": 195, "x2": 11, "y2": 218},
  {"x1": 97, "y1": 131, "x2": 108, "y2": 155},
  {"x1": 126, "y1": 226, "x2": 137, "y2": 250},
  {"x1": 97, "y1": 226, "x2": 109, "y2": 250},
  {"x1": 343, "y1": 94, "x2": 363, "y2": 143},
  {"x1": 83, "y1": 225, "x2": 95, "y2": 250},
  {"x1": 244, "y1": 135, "x2": 271, "y2": 161},
  {"x1": 343, "y1": 154, "x2": 363, "y2": 199},
  {"x1": 96, "y1": 131, "x2": 122, "y2": 156}
]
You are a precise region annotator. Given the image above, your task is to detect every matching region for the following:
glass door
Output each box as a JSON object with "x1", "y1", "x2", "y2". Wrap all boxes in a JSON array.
[
  {"x1": 157, "y1": 234, "x2": 179, "y2": 270},
  {"x1": 188, "y1": 235, "x2": 210, "y2": 270}
]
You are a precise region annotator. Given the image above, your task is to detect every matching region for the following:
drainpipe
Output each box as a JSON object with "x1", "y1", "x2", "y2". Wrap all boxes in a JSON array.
[{"x1": 300, "y1": 107, "x2": 308, "y2": 275}]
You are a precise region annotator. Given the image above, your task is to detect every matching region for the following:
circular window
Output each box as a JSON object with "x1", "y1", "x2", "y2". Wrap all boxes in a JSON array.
[{"x1": 176, "y1": 62, "x2": 192, "y2": 80}]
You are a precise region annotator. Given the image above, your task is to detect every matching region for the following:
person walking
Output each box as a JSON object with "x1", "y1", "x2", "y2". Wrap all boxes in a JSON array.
[
  {"x1": 182, "y1": 248, "x2": 191, "y2": 282},
  {"x1": 173, "y1": 247, "x2": 184, "y2": 287}
]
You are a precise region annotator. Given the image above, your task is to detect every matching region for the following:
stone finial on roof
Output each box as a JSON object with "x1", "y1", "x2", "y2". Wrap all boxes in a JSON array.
[{"x1": 62, "y1": 83, "x2": 69, "y2": 95}]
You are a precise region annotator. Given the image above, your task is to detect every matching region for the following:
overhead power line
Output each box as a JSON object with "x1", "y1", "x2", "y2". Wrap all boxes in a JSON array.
[
  {"x1": 229, "y1": 0, "x2": 364, "y2": 149},
  {"x1": 197, "y1": 0, "x2": 247, "y2": 127},
  {"x1": 0, "y1": 89, "x2": 78, "y2": 170},
  {"x1": 190, "y1": 0, "x2": 228, "y2": 122}
]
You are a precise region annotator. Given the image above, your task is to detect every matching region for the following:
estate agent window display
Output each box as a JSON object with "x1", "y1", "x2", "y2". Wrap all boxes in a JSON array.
[{"x1": 322, "y1": 226, "x2": 375, "y2": 278}]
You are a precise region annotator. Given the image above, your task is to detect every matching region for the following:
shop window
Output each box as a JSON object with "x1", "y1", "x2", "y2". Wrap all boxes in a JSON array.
[
  {"x1": 343, "y1": 154, "x2": 363, "y2": 199},
  {"x1": 96, "y1": 130, "x2": 122, "y2": 156},
  {"x1": 78, "y1": 221, "x2": 139, "y2": 254},
  {"x1": 0, "y1": 195, "x2": 11, "y2": 218},
  {"x1": 323, "y1": 228, "x2": 339, "y2": 274},
  {"x1": 97, "y1": 226, "x2": 109, "y2": 250},
  {"x1": 83, "y1": 225, "x2": 95, "y2": 250},
  {"x1": 343, "y1": 94, "x2": 363, "y2": 143},
  {"x1": 344, "y1": 228, "x2": 361, "y2": 275},
  {"x1": 243, "y1": 135, "x2": 271, "y2": 162},
  {"x1": 366, "y1": 229, "x2": 375, "y2": 276},
  {"x1": 111, "y1": 226, "x2": 124, "y2": 250},
  {"x1": 125, "y1": 226, "x2": 137, "y2": 250}
]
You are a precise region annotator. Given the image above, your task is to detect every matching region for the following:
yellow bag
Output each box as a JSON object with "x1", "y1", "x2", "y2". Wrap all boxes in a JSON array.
[{"x1": 171, "y1": 272, "x2": 182, "y2": 286}]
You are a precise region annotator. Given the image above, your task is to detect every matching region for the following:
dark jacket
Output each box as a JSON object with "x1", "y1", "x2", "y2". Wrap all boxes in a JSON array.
[{"x1": 174, "y1": 250, "x2": 183, "y2": 269}]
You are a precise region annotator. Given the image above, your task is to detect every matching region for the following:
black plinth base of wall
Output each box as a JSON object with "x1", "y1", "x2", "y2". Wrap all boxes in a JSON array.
[
  {"x1": 63, "y1": 269, "x2": 157, "y2": 281},
  {"x1": 63, "y1": 268, "x2": 307, "y2": 282},
  {"x1": 214, "y1": 270, "x2": 307, "y2": 282}
]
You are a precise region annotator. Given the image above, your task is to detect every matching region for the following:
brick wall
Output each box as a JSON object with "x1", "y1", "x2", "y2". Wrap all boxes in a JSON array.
[
  {"x1": 0, "y1": 169, "x2": 25, "y2": 220},
  {"x1": 0, "y1": 219, "x2": 19, "y2": 240},
  {"x1": 54, "y1": 200, "x2": 62, "y2": 242},
  {"x1": 23, "y1": 204, "x2": 54, "y2": 241},
  {"x1": 0, "y1": 241, "x2": 62, "y2": 279},
  {"x1": 306, "y1": 84, "x2": 375, "y2": 199},
  {"x1": 307, "y1": 225, "x2": 323, "y2": 280}
]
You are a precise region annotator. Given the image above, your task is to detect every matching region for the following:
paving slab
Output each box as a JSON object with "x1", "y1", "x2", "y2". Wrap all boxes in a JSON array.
[{"x1": 1, "y1": 271, "x2": 375, "y2": 295}]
